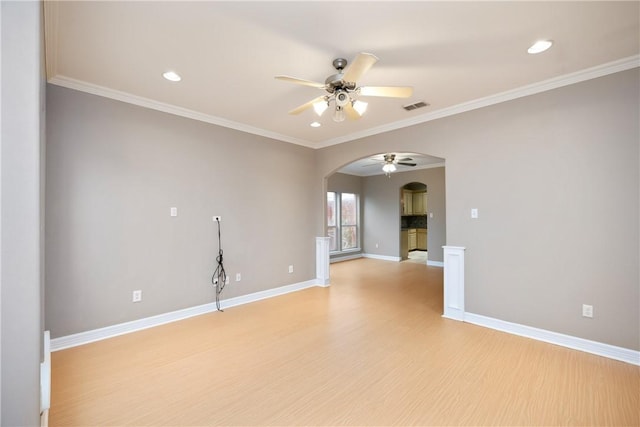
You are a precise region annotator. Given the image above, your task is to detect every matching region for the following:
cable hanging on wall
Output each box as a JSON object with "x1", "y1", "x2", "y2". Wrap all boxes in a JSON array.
[{"x1": 211, "y1": 217, "x2": 226, "y2": 311}]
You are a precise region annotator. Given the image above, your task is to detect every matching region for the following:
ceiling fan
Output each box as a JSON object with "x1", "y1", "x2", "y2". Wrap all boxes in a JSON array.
[
  {"x1": 275, "y1": 53, "x2": 413, "y2": 122},
  {"x1": 363, "y1": 153, "x2": 417, "y2": 175}
]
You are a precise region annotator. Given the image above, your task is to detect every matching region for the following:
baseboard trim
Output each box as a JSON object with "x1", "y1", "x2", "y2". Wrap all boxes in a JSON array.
[
  {"x1": 51, "y1": 279, "x2": 320, "y2": 351},
  {"x1": 427, "y1": 260, "x2": 444, "y2": 267},
  {"x1": 330, "y1": 253, "x2": 363, "y2": 263},
  {"x1": 464, "y1": 312, "x2": 640, "y2": 366},
  {"x1": 362, "y1": 253, "x2": 402, "y2": 262}
]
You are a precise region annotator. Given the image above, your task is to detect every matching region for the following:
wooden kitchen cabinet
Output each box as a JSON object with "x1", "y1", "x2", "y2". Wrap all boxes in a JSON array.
[
  {"x1": 408, "y1": 229, "x2": 417, "y2": 250},
  {"x1": 400, "y1": 229, "x2": 409, "y2": 259},
  {"x1": 402, "y1": 190, "x2": 413, "y2": 215},
  {"x1": 417, "y1": 229, "x2": 427, "y2": 250},
  {"x1": 412, "y1": 191, "x2": 427, "y2": 215}
]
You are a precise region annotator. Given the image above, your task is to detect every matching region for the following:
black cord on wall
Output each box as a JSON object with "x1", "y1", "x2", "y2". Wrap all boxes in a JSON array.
[{"x1": 211, "y1": 218, "x2": 226, "y2": 311}]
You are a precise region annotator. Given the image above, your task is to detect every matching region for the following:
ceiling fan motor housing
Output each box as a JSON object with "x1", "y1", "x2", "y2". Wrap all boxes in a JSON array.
[
  {"x1": 335, "y1": 90, "x2": 350, "y2": 107},
  {"x1": 325, "y1": 74, "x2": 356, "y2": 93}
]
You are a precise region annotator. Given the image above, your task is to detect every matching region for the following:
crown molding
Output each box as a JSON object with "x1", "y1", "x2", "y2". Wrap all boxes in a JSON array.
[
  {"x1": 316, "y1": 55, "x2": 640, "y2": 149},
  {"x1": 48, "y1": 55, "x2": 639, "y2": 150},
  {"x1": 47, "y1": 75, "x2": 315, "y2": 148}
]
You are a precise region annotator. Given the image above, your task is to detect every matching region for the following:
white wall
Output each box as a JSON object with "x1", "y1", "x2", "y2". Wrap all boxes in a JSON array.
[{"x1": 1, "y1": 1, "x2": 44, "y2": 424}]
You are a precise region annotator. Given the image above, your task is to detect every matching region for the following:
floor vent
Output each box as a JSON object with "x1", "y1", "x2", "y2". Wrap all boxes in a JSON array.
[{"x1": 403, "y1": 101, "x2": 430, "y2": 111}]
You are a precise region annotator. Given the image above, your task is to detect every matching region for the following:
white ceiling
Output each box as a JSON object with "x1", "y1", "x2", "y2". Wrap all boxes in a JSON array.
[{"x1": 44, "y1": 1, "x2": 639, "y2": 149}]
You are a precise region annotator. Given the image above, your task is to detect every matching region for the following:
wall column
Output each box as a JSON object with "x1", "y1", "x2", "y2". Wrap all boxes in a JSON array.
[
  {"x1": 316, "y1": 237, "x2": 330, "y2": 287},
  {"x1": 442, "y1": 246, "x2": 465, "y2": 321}
]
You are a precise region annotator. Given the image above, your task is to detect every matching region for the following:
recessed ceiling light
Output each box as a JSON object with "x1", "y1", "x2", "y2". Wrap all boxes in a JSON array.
[
  {"x1": 162, "y1": 71, "x2": 181, "y2": 82},
  {"x1": 528, "y1": 40, "x2": 553, "y2": 54},
  {"x1": 310, "y1": 122, "x2": 321, "y2": 128}
]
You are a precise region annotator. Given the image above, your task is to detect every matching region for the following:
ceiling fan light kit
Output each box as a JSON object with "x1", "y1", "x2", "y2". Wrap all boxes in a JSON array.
[
  {"x1": 275, "y1": 52, "x2": 413, "y2": 123},
  {"x1": 313, "y1": 101, "x2": 328, "y2": 116},
  {"x1": 382, "y1": 163, "x2": 397, "y2": 175}
]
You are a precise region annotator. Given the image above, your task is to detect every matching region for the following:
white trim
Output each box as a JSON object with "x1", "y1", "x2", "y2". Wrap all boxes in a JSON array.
[
  {"x1": 464, "y1": 312, "x2": 640, "y2": 366},
  {"x1": 40, "y1": 331, "x2": 51, "y2": 414},
  {"x1": 50, "y1": 279, "x2": 320, "y2": 351},
  {"x1": 442, "y1": 246, "x2": 466, "y2": 321},
  {"x1": 315, "y1": 236, "x2": 331, "y2": 286},
  {"x1": 362, "y1": 253, "x2": 402, "y2": 262},
  {"x1": 427, "y1": 260, "x2": 444, "y2": 267},
  {"x1": 330, "y1": 252, "x2": 363, "y2": 263},
  {"x1": 47, "y1": 75, "x2": 314, "y2": 148},
  {"x1": 316, "y1": 55, "x2": 640, "y2": 148}
]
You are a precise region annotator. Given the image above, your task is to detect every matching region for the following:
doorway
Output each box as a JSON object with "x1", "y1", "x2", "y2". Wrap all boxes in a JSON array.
[{"x1": 400, "y1": 182, "x2": 428, "y2": 263}]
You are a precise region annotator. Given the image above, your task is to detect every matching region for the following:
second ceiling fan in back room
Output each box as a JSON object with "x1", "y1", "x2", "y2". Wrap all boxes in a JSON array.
[
  {"x1": 362, "y1": 153, "x2": 417, "y2": 176},
  {"x1": 275, "y1": 52, "x2": 413, "y2": 122}
]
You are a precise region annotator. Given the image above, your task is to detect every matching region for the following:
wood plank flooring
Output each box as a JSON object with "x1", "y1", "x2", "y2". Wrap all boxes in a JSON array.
[{"x1": 50, "y1": 258, "x2": 640, "y2": 426}]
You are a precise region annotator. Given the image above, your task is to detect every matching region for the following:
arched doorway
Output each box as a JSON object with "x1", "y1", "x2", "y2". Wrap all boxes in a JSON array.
[{"x1": 323, "y1": 152, "x2": 445, "y2": 266}]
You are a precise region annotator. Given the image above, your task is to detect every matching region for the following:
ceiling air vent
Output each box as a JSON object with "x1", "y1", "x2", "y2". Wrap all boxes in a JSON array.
[{"x1": 403, "y1": 101, "x2": 429, "y2": 111}]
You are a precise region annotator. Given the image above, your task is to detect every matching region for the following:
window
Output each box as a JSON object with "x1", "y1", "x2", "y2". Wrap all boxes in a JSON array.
[{"x1": 327, "y1": 192, "x2": 360, "y2": 252}]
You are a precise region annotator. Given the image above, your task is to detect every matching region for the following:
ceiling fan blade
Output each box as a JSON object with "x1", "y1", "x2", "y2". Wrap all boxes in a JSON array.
[
  {"x1": 345, "y1": 103, "x2": 361, "y2": 121},
  {"x1": 288, "y1": 96, "x2": 326, "y2": 115},
  {"x1": 360, "y1": 86, "x2": 413, "y2": 98},
  {"x1": 275, "y1": 75, "x2": 326, "y2": 89},
  {"x1": 397, "y1": 162, "x2": 417, "y2": 167},
  {"x1": 342, "y1": 52, "x2": 379, "y2": 83}
]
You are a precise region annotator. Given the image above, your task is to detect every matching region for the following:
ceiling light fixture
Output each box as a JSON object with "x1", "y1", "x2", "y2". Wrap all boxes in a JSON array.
[
  {"x1": 162, "y1": 71, "x2": 181, "y2": 82},
  {"x1": 352, "y1": 100, "x2": 368, "y2": 116},
  {"x1": 333, "y1": 105, "x2": 346, "y2": 122},
  {"x1": 527, "y1": 40, "x2": 553, "y2": 54},
  {"x1": 313, "y1": 101, "x2": 328, "y2": 116},
  {"x1": 310, "y1": 121, "x2": 321, "y2": 128},
  {"x1": 382, "y1": 162, "x2": 396, "y2": 175}
]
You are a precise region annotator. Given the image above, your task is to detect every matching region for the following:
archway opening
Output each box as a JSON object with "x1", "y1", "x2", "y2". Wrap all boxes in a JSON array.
[{"x1": 323, "y1": 151, "x2": 445, "y2": 266}]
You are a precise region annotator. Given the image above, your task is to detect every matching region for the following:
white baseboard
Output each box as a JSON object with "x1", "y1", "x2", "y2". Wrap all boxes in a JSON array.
[
  {"x1": 427, "y1": 260, "x2": 444, "y2": 267},
  {"x1": 363, "y1": 253, "x2": 401, "y2": 262},
  {"x1": 51, "y1": 279, "x2": 320, "y2": 351},
  {"x1": 464, "y1": 312, "x2": 640, "y2": 366},
  {"x1": 330, "y1": 253, "x2": 363, "y2": 263}
]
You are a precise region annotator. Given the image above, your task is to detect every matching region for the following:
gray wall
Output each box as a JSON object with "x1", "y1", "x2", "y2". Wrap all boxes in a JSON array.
[
  {"x1": 327, "y1": 172, "x2": 363, "y2": 194},
  {"x1": 1, "y1": 1, "x2": 44, "y2": 424},
  {"x1": 362, "y1": 167, "x2": 446, "y2": 261},
  {"x1": 317, "y1": 69, "x2": 639, "y2": 351},
  {"x1": 45, "y1": 85, "x2": 318, "y2": 338}
]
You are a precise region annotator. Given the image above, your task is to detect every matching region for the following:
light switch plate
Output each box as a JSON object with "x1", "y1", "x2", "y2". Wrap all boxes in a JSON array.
[{"x1": 471, "y1": 208, "x2": 478, "y2": 219}]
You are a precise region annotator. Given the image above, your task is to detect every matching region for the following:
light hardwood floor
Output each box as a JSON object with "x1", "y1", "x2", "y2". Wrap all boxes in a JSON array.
[{"x1": 50, "y1": 258, "x2": 639, "y2": 426}]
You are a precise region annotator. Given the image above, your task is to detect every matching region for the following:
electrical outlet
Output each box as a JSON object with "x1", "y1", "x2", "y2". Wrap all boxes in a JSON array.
[
  {"x1": 170, "y1": 207, "x2": 178, "y2": 217},
  {"x1": 213, "y1": 216, "x2": 221, "y2": 222},
  {"x1": 288, "y1": 265, "x2": 294, "y2": 273},
  {"x1": 582, "y1": 304, "x2": 593, "y2": 318},
  {"x1": 132, "y1": 290, "x2": 142, "y2": 303},
  {"x1": 236, "y1": 273, "x2": 241, "y2": 282},
  {"x1": 471, "y1": 208, "x2": 479, "y2": 219}
]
